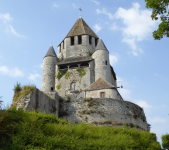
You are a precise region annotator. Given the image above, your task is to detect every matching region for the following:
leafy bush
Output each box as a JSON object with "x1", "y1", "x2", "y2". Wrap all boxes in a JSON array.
[
  {"x1": 77, "y1": 68, "x2": 86, "y2": 78},
  {"x1": 13, "y1": 82, "x2": 22, "y2": 92},
  {"x1": 0, "y1": 107, "x2": 161, "y2": 150},
  {"x1": 162, "y1": 133, "x2": 169, "y2": 149},
  {"x1": 56, "y1": 69, "x2": 67, "y2": 80},
  {"x1": 66, "y1": 96, "x2": 70, "y2": 102}
]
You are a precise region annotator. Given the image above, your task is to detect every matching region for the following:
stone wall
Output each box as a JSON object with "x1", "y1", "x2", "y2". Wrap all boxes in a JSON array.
[
  {"x1": 11, "y1": 88, "x2": 59, "y2": 116},
  {"x1": 59, "y1": 98, "x2": 149, "y2": 131},
  {"x1": 55, "y1": 67, "x2": 91, "y2": 98}
]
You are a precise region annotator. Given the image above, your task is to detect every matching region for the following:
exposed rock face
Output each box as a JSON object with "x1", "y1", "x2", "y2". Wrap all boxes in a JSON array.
[{"x1": 11, "y1": 88, "x2": 149, "y2": 131}]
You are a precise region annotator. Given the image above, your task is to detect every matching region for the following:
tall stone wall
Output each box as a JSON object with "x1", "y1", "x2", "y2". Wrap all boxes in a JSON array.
[
  {"x1": 11, "y1": 88, "x2": 59, "y2": 116},
  {"x1": 55, "y1": 67, "x2": 91, "y2": 98},
  {"x1": 59, "y1": 98, "x2": 149, "y2": 131}
]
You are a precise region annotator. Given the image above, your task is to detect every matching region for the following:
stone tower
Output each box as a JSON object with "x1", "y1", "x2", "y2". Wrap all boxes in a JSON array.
[
  {"x1": 41, "y1": 45, "x2": 58, "y2": 93},
  {"x1": 92, "y1": 38, "x2": 114, "y2": 85}
]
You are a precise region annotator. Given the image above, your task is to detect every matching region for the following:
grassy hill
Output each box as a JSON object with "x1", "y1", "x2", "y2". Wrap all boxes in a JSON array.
[{"x1": 0, "y1": 107, "x2": 161, "y2": 150}]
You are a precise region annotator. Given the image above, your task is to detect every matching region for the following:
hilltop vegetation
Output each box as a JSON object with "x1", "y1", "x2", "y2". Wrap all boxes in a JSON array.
[{"x1": 0, "y1": 107, "x2": 161, "y2": 150}]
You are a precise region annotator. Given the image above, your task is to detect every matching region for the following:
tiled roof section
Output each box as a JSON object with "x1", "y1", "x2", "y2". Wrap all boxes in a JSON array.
[
  {"x1": 85, "y1": 78, "x2": 114, "y2": 91},
  {"x1": 56, "y1": 56, "x2": 93, "y2": 65},
  {"x1": 65, "y1": 18, "x2": 99, "y2": 38},
  {"x1": 95, "y1": 38, "x2": 107, "y2": 51},
  {"x1": 44, "y1": 45, "x2": 57, "y2": 58}
]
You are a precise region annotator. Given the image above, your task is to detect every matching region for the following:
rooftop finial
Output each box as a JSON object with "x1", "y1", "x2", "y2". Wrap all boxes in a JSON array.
[
  {"x1": 51, "y1": 43, "x2": 52, "y2": 46},
  {"x1": 100, "y1": 36, "x2": 101, "y2": 39},
  {"x1": 79, "y1": 7, "x2": 82, "y2": 18}
]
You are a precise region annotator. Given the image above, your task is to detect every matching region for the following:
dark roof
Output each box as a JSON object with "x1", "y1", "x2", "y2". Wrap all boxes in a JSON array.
[
  {"x1": 85, "y1": 78, "x2": 114, "y2": 91},
  {"x1": 44, "y1": 45, "x2": 57, "y2": 58},
  {"x1": 56, "y1": 56, "x2": 93, "y2": 65},
  {"x1": 95, "y1": 38, "x2": 107, "y2": 51},
  {"x1": 66, "y1": 18, "x2": 99, "y2": 39}
]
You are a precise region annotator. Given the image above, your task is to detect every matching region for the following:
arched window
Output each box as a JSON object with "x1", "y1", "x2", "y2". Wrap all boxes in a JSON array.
[
  {"x1": 70, "y1": 82, "x2": 76, "y2": 91},
  {"x1": 100, "y1": 92, "x2": 105, "y2": 98}
]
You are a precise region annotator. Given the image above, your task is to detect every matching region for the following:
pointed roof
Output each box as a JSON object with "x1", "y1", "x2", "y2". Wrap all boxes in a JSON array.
[
  {"x1": 85, "y1": 78, "x2": 115, "y2": 91},
  {"x1": 95, "y1": 38, "x2": 107, "y2": 51},
  {"x1": 65, "y1": 18, "x2": 99, "y2": 38},
  {"x1": 44, "y1": 45, "x2": 57, "y2": 58}
]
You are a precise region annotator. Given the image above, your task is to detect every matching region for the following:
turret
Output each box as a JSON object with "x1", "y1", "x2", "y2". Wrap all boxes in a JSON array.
[
  {"x1": 41, "y1": 44, "x2": 58, "y2": 93},
  {"x1": 92, "y1": 38, "x2": 112, "y2": 84}
]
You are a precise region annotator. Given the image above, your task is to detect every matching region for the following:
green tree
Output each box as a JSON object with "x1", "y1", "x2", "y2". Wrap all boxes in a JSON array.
[
  {"x1": 145, "y1": 0, "x2": 169, "y2": 40},
  {"x1": 162, "y1": 133, "x2": 169, "y2": 149},
  {"x1": 13, "y1": 82, "x2": 22, "y2": 92}
]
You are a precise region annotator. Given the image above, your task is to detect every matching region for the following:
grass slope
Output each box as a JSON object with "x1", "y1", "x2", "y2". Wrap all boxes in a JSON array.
[{"x1": 0, "y1": 107, "x2": 161, "y2": 150}]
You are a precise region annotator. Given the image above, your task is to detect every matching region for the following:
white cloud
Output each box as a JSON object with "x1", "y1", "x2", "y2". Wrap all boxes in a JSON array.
[
  {"x1": 148, "y1": 117, "x2": 167, "y2": 124},
  {"x1": 92, "y1": 0, "x2": 100, "y2": 5},
  {"x1": 28, "y1": 73, "x2": 40, "y2": 81},
  {"x1": 97, "y1": 3, "x2": 160, "y2": 56},
  {"x1": 109, "y1": 54, "x2": 118, "y2": 65},
  {"x1": 9, "y1": 25, "x2": 27, "y2": 38},
  {"x1": 96, "y1": 8, "x2": 114, "y2": 20},
  {"x1": 136, "y1": 100, "x2": 152, "y2": 110},
  {"x1": 93, "y1": 24, "x2": 102, "y2": 33},
  {"x1": 53, "y1": 3, "x2": 60, "y2": 8},
  {"x1": 72, "y1": 3, "x2": 78, "y2": 9},
  {"x1": 0, "y1": 13, "x2": 13, "y2": 23},
  {"x1": 39, "y1": 64, "x2": 43, "y2": 68},
  {"x1": 0, "y1": 66, "x2": 24, "y2": 77}
]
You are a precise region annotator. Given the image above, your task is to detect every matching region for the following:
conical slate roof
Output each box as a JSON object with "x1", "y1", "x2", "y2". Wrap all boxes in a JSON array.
[
  {"x1": 65, "y1": 17, "x2": 99, "y2": 38},
  {"x1": 95, "y1": 38, "x2": 107, "y2": 51},
  {"x1": 44, "y1": 45, "x2": 57, "y2": 58}
]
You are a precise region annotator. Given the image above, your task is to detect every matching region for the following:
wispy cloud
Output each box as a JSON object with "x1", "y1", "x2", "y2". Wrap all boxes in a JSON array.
[
  {"x1": 96, "y1": 8, "x2": 113, "y2": 20},
  {"x1": 93, "y1": 24, "x2": 102, "y2": 33},
  {"x1": 28, "y1": 73, "x2": 40, "y2": 81},
  {"x1": 92, "y1": 0, "x2": 100, "y2": 5},
  {"x1": 0, "y1": 66, "x2": 24, "y2": 77},
  {"x1": 109, "y1": 54, "x2": 118, "y2": 65},
  {"x1": 72, "y1": 3, "x2": 78, "y2": 9},
  {"x1": 96, "y1": 3, "x2": 160, "y2": 56},
  {"x1": 0, "y1": 13, "x2": 13, "y2": 23},
  {"x1": 110, "y1": 22, "x2": 120, "y2": 31},
  {"x1": 53, "y1": 3, "x2": 60, "y2": 8},
  {"x1": 9, "y1": 25, "x2": 27, "y2": 38},
  {"x1": 148, "y1": 117, "x2": 167, "y2": 124}
]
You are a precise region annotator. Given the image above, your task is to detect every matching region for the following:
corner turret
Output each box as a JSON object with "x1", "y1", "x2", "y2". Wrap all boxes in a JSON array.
[{"x1": 41, "y1": 44, "x2": 58, "y2": 93}]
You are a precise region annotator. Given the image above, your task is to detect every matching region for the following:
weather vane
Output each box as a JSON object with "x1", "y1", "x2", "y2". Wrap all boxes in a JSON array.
[{"x1": 79, "y1": 7, "x2": 82, "y2": 18}]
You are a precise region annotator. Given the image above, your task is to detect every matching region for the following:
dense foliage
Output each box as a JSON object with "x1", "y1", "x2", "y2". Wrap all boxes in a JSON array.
[
  {"x1": 162, "y1": 133, "x2": 169, "y2": 149},
  {"x1": 145, "y1": 0, "x2": 169, "y2": 40},
  {"x1": 0, "y1": 107, "x2": 161, "y2": 150},
  {"x1": 56, "y1": 69, "x2": 68, "y2": 80}
]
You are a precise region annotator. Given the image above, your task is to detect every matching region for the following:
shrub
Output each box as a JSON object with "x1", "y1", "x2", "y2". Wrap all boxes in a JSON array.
[
  {"x1": 162, "y1": 133, "x2": 169, "y2": 149},
  {"x1": 65, "y1": 71, "x2": 70, "y2": 79},
  {"x1": 77, "y1": 68, "x2": 86, "y2": 78},
  {"x1": 56, "y1": 69, "x2": 67, "y2": 80},
  {"x1": 66, "y1": 96, "x2": 70, "y2": 102},
  {"x1": 13, "y1": 82, "x2": 22, "y2": 92},
  {"x1": 129, "y1": 123, "x2": 135, "y2": 128},
  {"x1": 59, "y1": 111, "x2": 68, "y2": 117}
]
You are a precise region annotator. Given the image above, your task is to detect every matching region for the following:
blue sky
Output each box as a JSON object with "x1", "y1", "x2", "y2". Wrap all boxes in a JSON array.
[{"x1": 0, "y1": 0, "x2": 168, "y2": 145}]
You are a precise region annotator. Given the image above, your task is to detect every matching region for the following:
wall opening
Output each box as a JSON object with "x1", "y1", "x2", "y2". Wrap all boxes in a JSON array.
[
  {"x1": 51, "y1": 87, "x2": 54, "y2": 91},
  {"x1": 71, "y1": 37, "x2": 74, "y2": 45},
  {"x1": 78, "y1": 35, "x2": 82, "y2": 44},
  {"x1": 95, "y1": 38, "x2": 98, "y2": 46},
  {"x1": 89, "y1": 36, "x2": 92, "y2": 45},
  {"x1": 105, "y1": 61, "x2": 107, "y2": 65},
  {"x1": 70, "y1": 82, "x2": 76, "y2": 91},
  {"x1": 100, "y1": 92, "x2": 105, "y2": 98}
]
